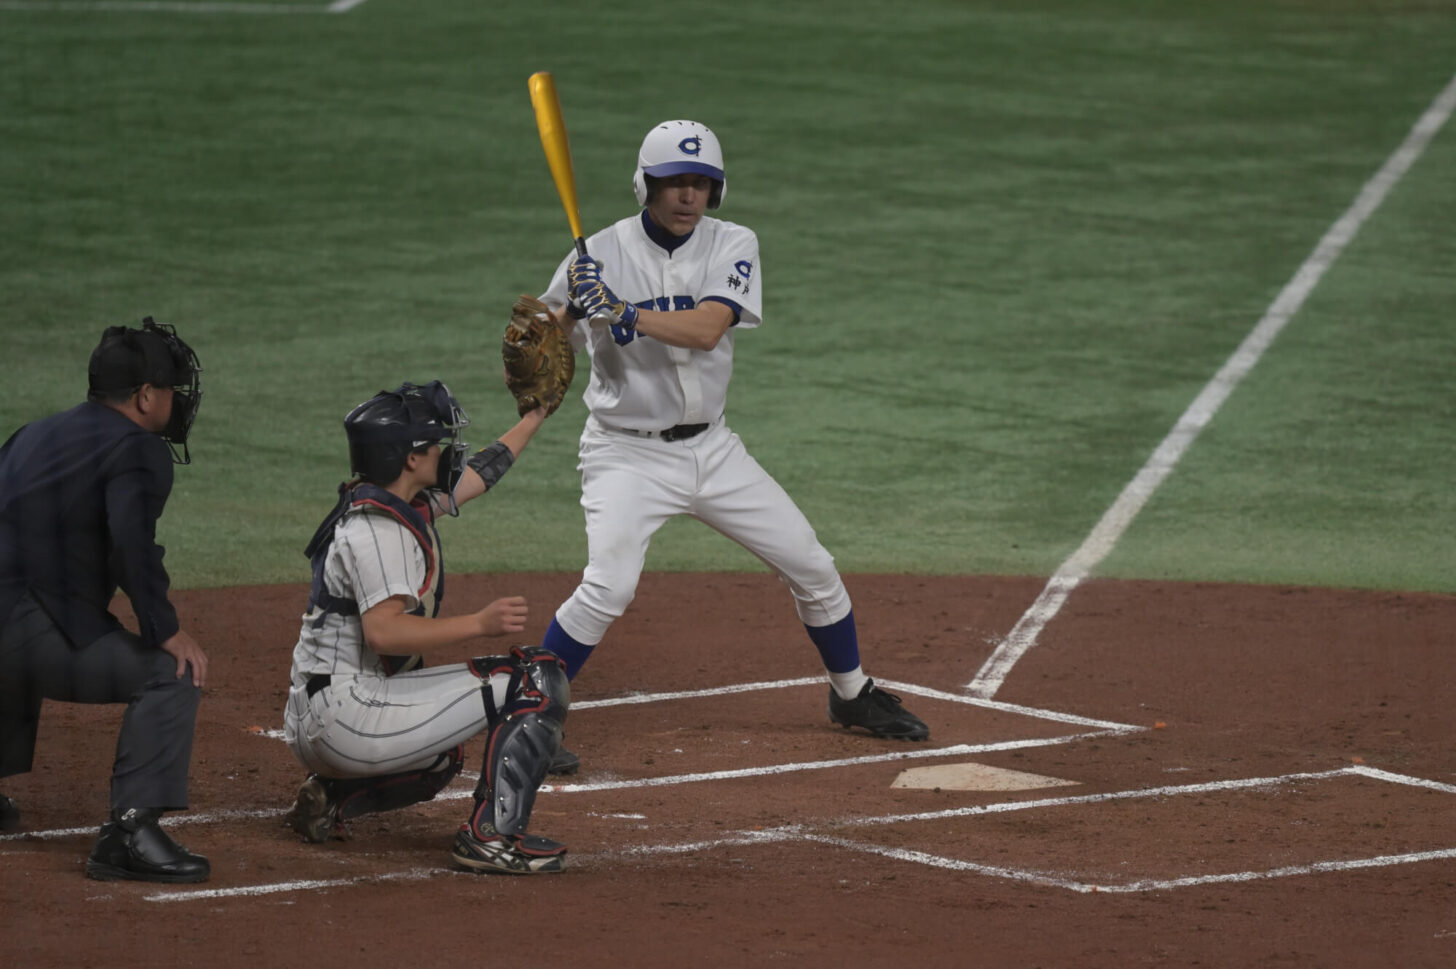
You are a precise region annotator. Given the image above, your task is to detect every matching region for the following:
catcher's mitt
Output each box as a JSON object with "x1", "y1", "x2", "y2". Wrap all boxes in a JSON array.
[{"x1": 502, "y1": 294, "x2": 574, "y2": 417}]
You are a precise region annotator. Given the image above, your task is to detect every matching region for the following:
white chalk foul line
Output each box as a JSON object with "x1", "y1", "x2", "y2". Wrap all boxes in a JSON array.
[
  {"x1": 966, "y1": 67, "x2": 1456, "y2": 700},
  {"x1": 0, "y1": 0, "x2": 363, "y2": 12},
  {"x1": 1348, "y1": 764, "x2": 1456, "y2": 795},
  {"x1": 145, "y1": 865, "x2": 440, "y2": 903},
  {"x1": 1, "y1": 806, "x2": 287, "y2": 842}
]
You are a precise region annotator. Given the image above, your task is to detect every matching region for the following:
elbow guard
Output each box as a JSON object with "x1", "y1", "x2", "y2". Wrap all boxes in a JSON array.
[{"x1": 466, "y1": 441, "x2": 515, "y2": 492}]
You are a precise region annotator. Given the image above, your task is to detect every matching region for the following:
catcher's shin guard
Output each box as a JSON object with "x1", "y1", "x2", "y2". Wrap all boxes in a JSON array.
[{"x1": 466, "y1": 647, "x2": 569, "y2": 839}]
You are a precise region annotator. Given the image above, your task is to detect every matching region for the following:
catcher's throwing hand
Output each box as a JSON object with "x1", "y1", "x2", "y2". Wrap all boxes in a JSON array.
[
  {"x1": 477, "y1": 595, "x2": 529, "y2": 637},
  {"x1": 502, "y1": 294, "x2": 575, "y2": 417}
]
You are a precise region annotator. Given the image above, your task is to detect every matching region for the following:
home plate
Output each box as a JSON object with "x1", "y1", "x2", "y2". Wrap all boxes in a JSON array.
[{"x1": 891, "y1": 762, "x2": 1079, "y2": 792}]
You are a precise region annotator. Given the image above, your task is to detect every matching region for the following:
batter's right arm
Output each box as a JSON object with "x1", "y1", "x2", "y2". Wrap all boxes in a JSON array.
[{"x1": 630, "y1": 300, "x2": 736, "y2": 351}]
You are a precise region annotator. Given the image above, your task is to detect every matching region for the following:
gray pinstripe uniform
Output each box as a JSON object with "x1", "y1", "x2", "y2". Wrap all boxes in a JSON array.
[{"x1": 283, "y1": 504, "x2": 511, "y2": 778}]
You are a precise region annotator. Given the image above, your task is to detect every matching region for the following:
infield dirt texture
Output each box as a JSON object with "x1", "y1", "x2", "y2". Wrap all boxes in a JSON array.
[{"x1": 2, "y1": 2, "x2": 1455, "y2": 967}]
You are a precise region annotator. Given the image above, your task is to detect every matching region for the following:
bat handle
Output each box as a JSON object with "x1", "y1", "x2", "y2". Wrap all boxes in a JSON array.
[{"x1": 571, "y1": 237, "x2": 618, "y2": 326}]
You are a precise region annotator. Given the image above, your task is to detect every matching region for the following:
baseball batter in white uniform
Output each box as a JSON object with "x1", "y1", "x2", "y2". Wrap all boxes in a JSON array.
[
  {"x1": 536, "y1": 119, "x2": 928, "y2": 744},
  {"x1": 282, "y1": 381, "x2": 570, "y2": 875}
]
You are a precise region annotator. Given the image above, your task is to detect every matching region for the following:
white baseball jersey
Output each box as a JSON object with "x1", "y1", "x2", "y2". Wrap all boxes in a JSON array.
[
  {"x1": 544, "y1": 211, "x2": 762, "y2": 430},
  {"x1": 544, "y1": 209, "x2": 852, "y2": 647}
]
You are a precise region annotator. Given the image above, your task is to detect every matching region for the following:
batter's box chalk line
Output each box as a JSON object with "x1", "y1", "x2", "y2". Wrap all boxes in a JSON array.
[{"x1": 612, "y1": 765, "x2": 1456, "y2": 893}]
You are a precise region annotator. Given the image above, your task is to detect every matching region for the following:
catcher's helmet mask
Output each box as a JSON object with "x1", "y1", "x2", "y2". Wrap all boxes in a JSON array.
[
  {"x1": 344, "y1": 381, "x2": 471, "y2": 516},
  {"x1": 633, "y1": 120, "x2": 725, "y2": 210},
  {"x1": 88, "y1": 317, "x2": 203, "y2": 465}
]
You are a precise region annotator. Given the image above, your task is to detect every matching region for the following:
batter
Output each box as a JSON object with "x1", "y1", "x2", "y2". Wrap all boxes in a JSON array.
[{"x1": 537, "y1": 119, "x2": 928, "y2": 743}]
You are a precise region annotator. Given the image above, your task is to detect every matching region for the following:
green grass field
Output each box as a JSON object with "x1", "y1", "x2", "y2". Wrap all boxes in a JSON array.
[{"x1": 3, "y1": 0, "x2": 1453, "y2": 592}]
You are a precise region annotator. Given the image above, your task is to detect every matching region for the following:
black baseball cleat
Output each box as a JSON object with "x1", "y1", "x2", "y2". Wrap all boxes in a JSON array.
[
  {"x1": 0, "y1": 793, "x2": 20, "y2": 832},
  {"x1": 548, "y1": 743, "x2": 580, "y2": 776},
  {"x1": 85, "y1": 808, "x2": 210, "y2": 883},
  {"x1": 284, "y1": 774, "x2": 347, "y2": 844},
  {"x1": 451, "y1": 825, "x2": 566, "y2": 875},
  {"x1": 828, "y1": 679, "x2": 930, "y2": 740}
]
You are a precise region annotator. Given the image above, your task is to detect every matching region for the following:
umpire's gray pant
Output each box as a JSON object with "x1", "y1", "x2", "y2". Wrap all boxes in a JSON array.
[{"x1": 0, "y1": 594, "x2": 201, "y2": 812}]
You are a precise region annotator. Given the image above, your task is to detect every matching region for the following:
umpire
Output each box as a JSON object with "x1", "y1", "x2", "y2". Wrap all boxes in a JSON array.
[{"x1": 0, "y1": 318, "x2": 210, "y2": 883}]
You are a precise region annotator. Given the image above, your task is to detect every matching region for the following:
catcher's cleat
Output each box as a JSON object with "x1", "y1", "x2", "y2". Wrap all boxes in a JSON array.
[
  {"x1": 828, "y1": 679, "x2": 930, "y2": 741},
  {"x1": 451, "y1": 826, "x2": 566, "y2": 875},
  {"x1": 0, "y1": 793, "x2": 20, "y2": 832},
  {"x1": 548, "y1": 743, "x2": 580, "y2": 776},
  {"x1": 284, "y1": 775, "x2": 348, "y2": 844}
]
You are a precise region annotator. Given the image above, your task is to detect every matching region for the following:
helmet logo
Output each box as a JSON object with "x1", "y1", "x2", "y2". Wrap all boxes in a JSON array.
[{"x1": 678, "y1": 136, "x2": 701, "y2": 156}]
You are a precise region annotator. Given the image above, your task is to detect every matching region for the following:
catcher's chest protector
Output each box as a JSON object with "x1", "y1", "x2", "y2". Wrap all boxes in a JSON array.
[{"x1": 303, "y1": 483, "x2": 445, "y2": 626}]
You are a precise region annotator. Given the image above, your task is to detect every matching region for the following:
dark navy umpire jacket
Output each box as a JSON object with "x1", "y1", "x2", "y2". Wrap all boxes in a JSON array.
[{"x1": 0, "y1": 402, "x2": 180, "y2": 650}]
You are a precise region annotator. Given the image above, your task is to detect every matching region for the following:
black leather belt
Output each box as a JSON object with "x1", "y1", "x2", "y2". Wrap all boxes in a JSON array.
[
  {"x1": 306, "y1": 674, "x2": 331, "y2": 698},
  {"x1": 659, "y1": 423, "x2": 709, "y2": 442},
  {"x1": 601, "y1": 420, "x2": 712, "y2": 442}
]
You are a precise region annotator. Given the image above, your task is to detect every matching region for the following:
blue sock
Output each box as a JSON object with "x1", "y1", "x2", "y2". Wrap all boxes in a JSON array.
[
  {"x1": 541, "y1": 617, "x2": 595, "y2": 681},
  {"x1": 805, "y1": 611, "x2": 861, "y2": 674}
]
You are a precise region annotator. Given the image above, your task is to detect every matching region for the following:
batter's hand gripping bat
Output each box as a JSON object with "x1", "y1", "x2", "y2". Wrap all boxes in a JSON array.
[{"x1": 527, "y1": 72, "x2": 614, "y2": 327}]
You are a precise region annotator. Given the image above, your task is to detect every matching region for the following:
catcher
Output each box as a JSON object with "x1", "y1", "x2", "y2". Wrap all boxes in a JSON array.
[{"x1": 282, "y1": 307, "x2": 576, "y2": 874}]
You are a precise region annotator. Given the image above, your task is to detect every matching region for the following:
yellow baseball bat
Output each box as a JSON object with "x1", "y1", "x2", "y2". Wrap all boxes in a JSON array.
[{"x1": 528, "y1": 71, "x2": 589, "y2": 259}]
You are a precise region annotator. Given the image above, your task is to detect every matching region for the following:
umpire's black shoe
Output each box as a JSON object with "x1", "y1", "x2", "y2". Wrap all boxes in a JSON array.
[
  {"x1": 85, "y1": 808, "x2": 210, "y2": 883},
  {"x1": 0, "y1": 793, "x2": 20, "y2": 832},
  {"x1": 829, "y1": 679, "x2": 930, "y2": 740}
]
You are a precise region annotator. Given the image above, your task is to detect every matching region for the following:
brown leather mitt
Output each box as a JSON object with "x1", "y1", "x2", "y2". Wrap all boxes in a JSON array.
[{"x1": 502, "y1": 294, "x2": 574, "y2": 417}]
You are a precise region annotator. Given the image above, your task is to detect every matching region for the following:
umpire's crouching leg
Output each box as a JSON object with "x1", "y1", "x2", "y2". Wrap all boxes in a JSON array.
[{"x1": 102, "y1": 633, "x2": 203, "y2": 812}]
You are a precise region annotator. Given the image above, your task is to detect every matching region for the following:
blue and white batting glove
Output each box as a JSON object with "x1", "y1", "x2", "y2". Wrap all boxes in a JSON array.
[
  {"x1": 565, "y1": 256, "x2": 602, "y2": 320},
  {"x1": 567, "y1": 255, "x2": 602, "y2": 292},
  {"x1": 572, "y1": 276, "x2": 639, "y2": 337},
  {"x1": 608, "y1": 320, "x2": 636, "y2": 346}
]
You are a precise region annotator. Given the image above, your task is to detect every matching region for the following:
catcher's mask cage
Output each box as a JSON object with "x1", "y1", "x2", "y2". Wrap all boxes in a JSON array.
[
  {"x1": 633, "y1": 119, "x2": 725, "y2": 210},
  {"x1": 343, "y1": 380, "x2": 471, "y2": 516},
  {"x1": 87, "y1": 317, "x2": 204, "y2": 465}
]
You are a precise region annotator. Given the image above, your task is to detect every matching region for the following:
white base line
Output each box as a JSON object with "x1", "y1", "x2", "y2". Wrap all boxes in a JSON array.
[
  {"x1": 574, "y1": 675, "x2": 1141, "y2": 732},
  {"x1": 809, "y1": 836, "x2": 1456, "y2": 894},
  {"x1": 146, "y1": 866, "x2": 442, "y2": 903},
  {"x1": 966, "y1": 68, "x2": 1456, "y2": 700},
  {"x1": 537, "y1": 731, "x2": 1129, "y2": 794},
  {"x1": 68, "y1": 764, "x2": 1446, "y2": 901},
  {"x1": 614, "y1": 765, "x2": 1456, "y2": 894},
  {"x1": 0, "y1": 0, "x2": 363, "y2": 12},
  {"x1": 0, "y1": 728, "x2": 1127, "y2": 842}
]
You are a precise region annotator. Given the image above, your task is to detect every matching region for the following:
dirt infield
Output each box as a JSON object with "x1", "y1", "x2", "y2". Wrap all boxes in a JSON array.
[{"x1": 2, "y1": 573, "x2": 1453, "y2": 968}]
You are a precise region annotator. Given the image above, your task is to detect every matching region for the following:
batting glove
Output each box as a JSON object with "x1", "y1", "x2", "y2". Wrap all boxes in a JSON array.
[
  {"x1": 567, "y1": 255, "x2": 602, "y2": 292},
  {"x1": 565, "y1": 256, "x2": 601, "y2": 320},
  {"x1": 608, "y1": 320, "x2": 636, "y2": 346},
  {"x1": 572, "y1": 277, "x2": 639, "y2": 333}
]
